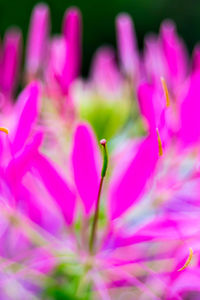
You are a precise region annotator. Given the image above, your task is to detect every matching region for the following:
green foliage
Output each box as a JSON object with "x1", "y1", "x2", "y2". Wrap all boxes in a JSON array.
[{"x1": 42, "y1": 263, "x2": 92, "y2": 300}]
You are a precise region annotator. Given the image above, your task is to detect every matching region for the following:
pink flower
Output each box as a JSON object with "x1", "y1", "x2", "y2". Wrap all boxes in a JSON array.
[{"x1": 0, "y1": 5, "x2": 200, "y2": 299}]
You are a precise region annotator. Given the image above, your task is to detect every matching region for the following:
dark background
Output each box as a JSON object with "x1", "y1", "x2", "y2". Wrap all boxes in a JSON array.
[{"x1": 0, "y1": 0, "x2": 199, "y2": 75}]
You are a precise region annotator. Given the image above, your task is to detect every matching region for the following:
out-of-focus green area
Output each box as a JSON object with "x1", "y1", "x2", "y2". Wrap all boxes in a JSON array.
[{"x1": 0, "y1": 0, "x2": 199, "y2": 75}]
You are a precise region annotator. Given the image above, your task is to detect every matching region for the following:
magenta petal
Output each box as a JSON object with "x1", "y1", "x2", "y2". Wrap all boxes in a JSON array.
[
  {"x1": 62, "y1": 7, "x2": 82, "y2": 57},
  {"x1": 110, "y1": 216, "x2": 186, "y2": 249},
  {"x1": 19, "y1": 185, "x2": 43, "y2": 226},
  {"x1": 167, "y1": 271, "x2": 200, "y2": 299},
  {"x1": 5, "y1": 132, "x2": 43, "y2": 196},
  {"x1": 90, "y1": 47, "x2": 122, "y2": 95},
  {"x1": 61, "y1": 7, "x2": 82, "y2": 93},
  {"x1": 116, "y1": 13, "x2": 139, "y2": 80},
  {"x1": 32, "y1": 153, "x2": 76, "y2": 225},
  {"x1": 11, "y1": 81, "x2": 40, "y2": 154},
  {"x1": 72, "y1": 123, "x2": 100, "y2": 216},
  {"x1": 144, "y1": 34, "x2": 165, "y2": 86},
  {"x1": 44, "y1": 36, "x2": 67, "y2": 98},
  {"x1": 137, "y1": 81, "x2": 166, "y2": 136},
  {"x1": 109, "y1": 134, "x2": 158, "y2": 220},
  {"x1": 192, "y1": 43, "x2": 200, "y2": 72},
  {"x1": 179, "y1": 71, "x2": 200, "y2": 145},
  {"x1": 1, "y1": 28, "x2": 22, "y2": 97},
  {"x1": 160, "y1": 20, "x2": 188, "y2": 87},
  {"x1": 137, "y1": 82, "x2": 156, "y2": 132},
  {"x1": 26, "y1": 3, "x2": 50, "y2": 76}
]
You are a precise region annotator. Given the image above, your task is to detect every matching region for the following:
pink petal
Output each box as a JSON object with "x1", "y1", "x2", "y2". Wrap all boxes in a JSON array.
[
  {"x1": 1, "y1": 28, "x2": 22, "y2": 97},
  {"x1": 0, "y1": 130, "x2": 13, "y2": 168},
  {"x1": 11, "y1": 81, "x2": 40, "y2": 154},
  {"x1": 116, "y1": 13, "x2": 140, "y2": 80},
  {"x1": 137, "y1": 82, "x2": 156, "y2": 132},
  {"x1": 167, "y1": 270, "x2": 200, "y2": 299},
  {"x1": 90, "y1": 47, "x2": 122, "y2": 95},
  {"x1": 109, "y1": 216, "x2": 189, "y2": 248},
  {"x1": 61, "y1": 7, "x2": 82, "y2": 93},
  {"x1": 109, "y1": 134, "x2": 158, "y2": 220},
  {"x1": 44, "y1": 36, "x2": 66, "y2": 98},
  {"x1": 72, "y1": 122, "x2": 100, "y2": 216},
  {"x1": 26, "y1": 3, "x2": 50, "y2": 77},
  {"x1": 143, "y1": 34, "x2": 165, "y2": 86},
  {"x1": 160, "y1": 20, "x2": 188, "y2": 88},
  {"x1": 137, "y1": 81, "x2": 166, "y2": 135},
  {"x1": 19, "y1": 185, "x2": 43, "y2": 225},
  {"x1": 179, "y1": 71, "x2": 200, "y2": 145},
  {"x1": 32, "y1": 153, "x2": 76, "y2": 225},
  {"x1": 192, "y1": 43, "x2": 200, "y2": 72},
  {"x1": 5, "y1": 132, "x2": 43, "y2": 196}
]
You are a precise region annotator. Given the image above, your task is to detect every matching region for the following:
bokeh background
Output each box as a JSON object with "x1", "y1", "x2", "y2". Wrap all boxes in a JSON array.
[{"x1": 0, "y1": 0, "x2": 199, "y2": 75}]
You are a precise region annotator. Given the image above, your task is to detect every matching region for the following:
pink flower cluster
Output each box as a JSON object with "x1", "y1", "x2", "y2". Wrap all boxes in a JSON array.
[{"x1": 0, "y1": 3, "x2": 200, "y2": 300}]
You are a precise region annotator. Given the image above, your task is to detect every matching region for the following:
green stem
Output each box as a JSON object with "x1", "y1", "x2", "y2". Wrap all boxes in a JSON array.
[
  {"x1": 89, "y1": 177, "x2": 104, "y2": 253},
  {"x1": 89, "y1": 140, "x2": 108, "y2": 254},
  {"x1": 101, "y1": 140, "x2": 108, "y2": 177}
]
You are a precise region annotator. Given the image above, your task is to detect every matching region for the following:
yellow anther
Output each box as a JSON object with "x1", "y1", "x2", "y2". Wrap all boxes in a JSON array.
[
  {"x1": 0, "y1": 127, "x2": 9, "y2": 134},
  {"x1": 178, "y1": 248, "x2": 193, "y2": 272},
  {"x1": 156, "y1": 128, "x2": 163, "y2": 157},
  {"x1": 161, "y1": 77, "x2": 170, "y2": 108}
]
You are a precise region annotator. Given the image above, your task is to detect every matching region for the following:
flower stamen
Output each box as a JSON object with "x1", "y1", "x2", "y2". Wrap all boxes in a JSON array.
[
  {"x1": 0, "y1": 127, "x2": 9, "y2": 134},
  {"x1": 178, "y1": 248, "x2": 193, "y2": 271},
  {"x1": 160, "y1": 77, "x2": 170, "y2": 108},
  {"x1": 156, "y1": 128, "x2": 163, "y2": 157}
]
